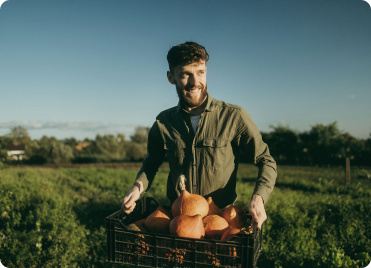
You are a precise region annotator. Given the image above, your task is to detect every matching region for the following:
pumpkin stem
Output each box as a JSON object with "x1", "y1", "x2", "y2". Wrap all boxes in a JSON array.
[{"x1": 179, "y1": 174, "x2": 186, "y2": 191}]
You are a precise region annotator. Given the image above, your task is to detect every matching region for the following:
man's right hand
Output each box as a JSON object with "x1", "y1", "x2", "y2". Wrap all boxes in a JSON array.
[{"x1": 122, "y1": 181, "x2": 143, "y2": 214}]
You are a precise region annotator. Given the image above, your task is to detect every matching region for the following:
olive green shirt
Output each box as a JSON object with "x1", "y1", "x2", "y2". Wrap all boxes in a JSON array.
[{"x1": 135, "y1": 94, "x2": 277, "y2": 208}]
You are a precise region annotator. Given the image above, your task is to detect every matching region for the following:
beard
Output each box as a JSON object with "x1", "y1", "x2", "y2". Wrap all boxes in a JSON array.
[{"x1": 176, "y1": 83, "x2": 208, "y2": 108}]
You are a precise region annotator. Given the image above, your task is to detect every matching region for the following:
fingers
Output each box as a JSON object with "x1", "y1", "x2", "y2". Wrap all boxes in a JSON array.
[
  {"x1": 122, "y1": 199, "x2": 136, "y2": 214},
  {"x1": 249, "y1": 209, "x2": 259, "y2": 224},
  {"x1": 122, "y1": 186, "x2": 140, "y2": 214},
  {"x1": 256, "y1": 208, "x2": 267, "y2": 230},
  {"x1": 248, "y1": 194, "x2": 267, "y2": 230},
  {"x1": 249, "y1": 209, "x2": 265, "y2": 229},
  {"x1": 122, "y1": 194, "x2": 137, "y2": 213},
  {"x1": 255, "y1": 211, "x2": 267, "y2": 229},
  {"x1": 122, "y1": 195, "x2": 134, "y2": 209}
]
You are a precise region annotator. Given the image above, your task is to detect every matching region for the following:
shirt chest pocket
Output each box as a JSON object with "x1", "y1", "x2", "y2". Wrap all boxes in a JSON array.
[
  {"x1": 164, "y1": 140, "x2": 187, "y2": 168},
  {"x1": 201, "y1": 138, "x2": 228, "y2": 169}
]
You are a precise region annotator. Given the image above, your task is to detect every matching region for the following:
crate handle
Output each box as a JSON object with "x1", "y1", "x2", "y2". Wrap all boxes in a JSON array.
[
  {"x1": 141, "y1": 196, "x2": 161, "y2": 213},
  {"x1": 253, "y1": 221, "x2": 258, "y2": 233},
  {"x1": 116, "y1": 196, "x2": 162, "y2": 227},
  {"x1": 119, "y1": 196, "x2": 161, "y2": 213}
]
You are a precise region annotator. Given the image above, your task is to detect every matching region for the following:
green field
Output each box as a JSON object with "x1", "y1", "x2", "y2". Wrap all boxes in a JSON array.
[{"x1": 0, "y1": 164, "x2": 370, "y2": 267}]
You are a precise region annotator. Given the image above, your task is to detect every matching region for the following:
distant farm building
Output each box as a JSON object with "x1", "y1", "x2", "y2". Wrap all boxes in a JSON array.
[
  {"x1": 5, "y1": 144, "x2": 26, "y2": 161},
  {"x1": 75, "y1": 142, "x2": 91, "y2": 151}
]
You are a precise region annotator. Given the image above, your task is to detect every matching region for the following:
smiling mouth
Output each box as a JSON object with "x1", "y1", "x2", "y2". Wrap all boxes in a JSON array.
[{"x1": 186, "y1": 87, "x2": 201, "y2": 94}]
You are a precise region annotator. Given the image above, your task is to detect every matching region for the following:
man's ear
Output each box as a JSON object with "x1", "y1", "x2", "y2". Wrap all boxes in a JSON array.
[{"x1": 167, "y1": 71, "x2": 176, "y2": 85}]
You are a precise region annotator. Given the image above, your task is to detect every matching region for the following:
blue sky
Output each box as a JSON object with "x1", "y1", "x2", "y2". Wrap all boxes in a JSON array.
[{"x1": 1, "y1": 0, "x2": 370, "y2": 141}]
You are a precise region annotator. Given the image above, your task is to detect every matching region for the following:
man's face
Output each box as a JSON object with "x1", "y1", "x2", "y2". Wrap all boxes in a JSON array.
[{"x1": 167, "y1": 61, "x2": 207, "y2": 108}]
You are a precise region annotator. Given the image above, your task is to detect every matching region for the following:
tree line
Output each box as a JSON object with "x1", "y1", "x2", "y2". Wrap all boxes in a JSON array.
[
  {"x1": 0, "y1": 122, "x2": 370, "y2": 166},
  {"x1": 0, "y1": 126, "x2": 149, "y2": 165},
  {"x1": 260, "y1": 122, "x2": 370, "y2": 166}
]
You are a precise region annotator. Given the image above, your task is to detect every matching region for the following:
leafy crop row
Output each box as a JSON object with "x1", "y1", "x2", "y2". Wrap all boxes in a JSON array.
[{"x1": 0, "y1": 164, "x2": 370, "y2": 267}]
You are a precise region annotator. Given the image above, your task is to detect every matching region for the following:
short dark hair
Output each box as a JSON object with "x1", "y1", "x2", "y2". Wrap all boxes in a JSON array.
[{"x1": 167, "y1": 41, "x2": 209, "y2": 74}]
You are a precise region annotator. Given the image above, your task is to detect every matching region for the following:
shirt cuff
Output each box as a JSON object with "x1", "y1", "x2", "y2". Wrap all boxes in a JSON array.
[
  {"x1": 135, "y1": 172, "x2": 149, "y2": 193},
  {"x1": 252, "y1": 185, "x2": 271, "y2": 204}
]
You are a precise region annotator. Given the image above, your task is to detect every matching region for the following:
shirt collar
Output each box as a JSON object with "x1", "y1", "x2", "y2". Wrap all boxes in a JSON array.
[{"x1": 176, "y1": 93, "x2": 214, "y2": 114}]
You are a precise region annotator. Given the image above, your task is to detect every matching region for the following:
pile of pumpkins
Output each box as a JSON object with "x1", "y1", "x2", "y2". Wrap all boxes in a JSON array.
[{"x1": 128, "y1": 188, "x2": 252, "y2": 241}]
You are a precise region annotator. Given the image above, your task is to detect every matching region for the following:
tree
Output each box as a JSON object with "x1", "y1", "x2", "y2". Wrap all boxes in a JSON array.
[
  {"x1": 125, "y1": 142, "x2": 147, "y2": 161},
  {"x1": 0, "y1": 144, "x2": 7, "y2": 162},
  {"x1": 117, "y1": 133, "x2": 126, "y2": 144},
  {"x1": 363, "y1": 133, "x2": 371, "y2": 166},
  {"x1": 95, "y1": 134, "x2": 126, "y2": 161},
  {"x1": 49, "y1": 140, "x2": 74, "y2": 165},
  {"x1": 26, "y1": 136, "x2": 74, "y2": 165},
  {"x1": 0, "y1": 136, "x2": 12, "y2": 162},
  {"x1": 344, "y1": 132, "x2": 371, "y2": 166},
  {"x1": 63, "y1": 137, "x2": 78, "y2": 148},
  {"x1": 7, "y1": 126, "x2": 31, "y2": 145},
  {"x1": 300, "y1": 122, "x2": 344, "y2": 165},
  {"x1": 264, "y1": 125, "x2": 301, "y2": 164},
  {"x1": 130, "y1": 127, "x2": 150, "y2": 144}
]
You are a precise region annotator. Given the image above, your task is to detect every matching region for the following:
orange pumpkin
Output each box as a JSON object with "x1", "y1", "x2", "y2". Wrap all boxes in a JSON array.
[
  {"x1": 171, "y1": 190, "x2": 209, "y2": 218},
  {"x1": 134, "y1": 219, "x2": 146, "y2": 225},
  {"x1": 124, "y1": 223, "x2": 149, "y2": 257},
  {"x1": 171, "y1": 175, "x2": 209, "y2": 218},
  {"x1": 169, "y1": 214, "x2": 205, "y2": 239},
  {"x1": 203, "y1": 215, "x2": 229, "y2": 240},
  {"x1": 144, "y1": 206, "x2": 171, "y2": 234},
  {"x1": 165, "y1": 248, "x2": 187, "y2": 265},
  {"x1": 206, "y1": 197, "x2": 223, "y2": 216},
  {"x1": 221, "y1": 227, "x2": 243, "y2": 241},
  {"x1": 220, "y1": 227, "x2": 251, "y2": 257},
  {"x1": 222, "y1": 205, "x2": 247, "y2": 229},
  {"x1": 134, "y1": 219, "x2": 148, "y2": 232},
  {"x1": 126, "y1": 223, "x2": 141, "y2": 232}
]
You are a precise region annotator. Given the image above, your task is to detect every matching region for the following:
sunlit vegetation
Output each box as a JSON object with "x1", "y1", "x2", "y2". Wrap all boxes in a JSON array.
[
  {"x1": 0, "y1": 164, "x2": 370, "y2": 267},
  {"x1": 1, "y1": 122, "x2": 371, "y2": 166}
]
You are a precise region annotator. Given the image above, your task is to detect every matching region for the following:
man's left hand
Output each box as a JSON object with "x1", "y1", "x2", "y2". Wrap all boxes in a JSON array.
[{"x1": 248, "y1": 194, "x2": 267, "y2": 229}]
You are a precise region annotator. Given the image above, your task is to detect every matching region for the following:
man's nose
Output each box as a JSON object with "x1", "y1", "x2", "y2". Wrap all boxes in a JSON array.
[{"x1": 188, "y1": 74, "x2": 200, "y2": 86}]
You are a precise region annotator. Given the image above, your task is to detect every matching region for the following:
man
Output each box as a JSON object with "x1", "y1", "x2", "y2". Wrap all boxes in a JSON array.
[{"x1": 122, "y1": 41, "x2": 277, "y2": 229}]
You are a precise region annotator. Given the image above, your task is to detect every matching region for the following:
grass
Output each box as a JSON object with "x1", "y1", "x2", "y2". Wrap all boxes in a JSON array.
[{"x1": 0, "y1": 163, "x2": 370, "y2": 267}]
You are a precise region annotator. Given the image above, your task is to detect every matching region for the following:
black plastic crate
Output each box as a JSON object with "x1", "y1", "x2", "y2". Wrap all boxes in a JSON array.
[{"x1": 106, "y1": 196, "x2": 262, "y2": 267}]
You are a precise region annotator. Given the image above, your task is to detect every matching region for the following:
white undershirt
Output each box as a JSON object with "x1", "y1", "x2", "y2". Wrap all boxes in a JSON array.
[{"x1": 190, "y1": 115, "x2": 201, "y2": 133}]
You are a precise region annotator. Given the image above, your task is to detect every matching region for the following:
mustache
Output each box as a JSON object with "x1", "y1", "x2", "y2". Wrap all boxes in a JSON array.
[{"x1": 184, "y1": 85, "x2": 203, "y2": 90}]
